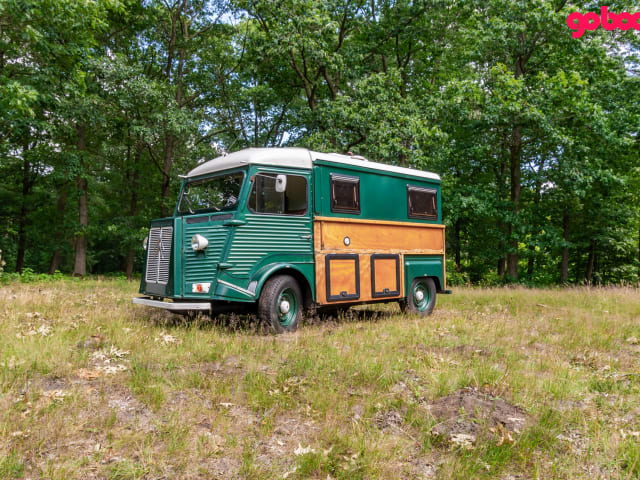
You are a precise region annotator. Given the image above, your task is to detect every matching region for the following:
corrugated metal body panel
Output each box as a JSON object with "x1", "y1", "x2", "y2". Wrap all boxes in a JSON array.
[
  {"x1": 182, "y1": 222, "x2": 228, "y2": 286},
  {"x1": 226, "y1": 214, "x2": 313, "y2": 277}
]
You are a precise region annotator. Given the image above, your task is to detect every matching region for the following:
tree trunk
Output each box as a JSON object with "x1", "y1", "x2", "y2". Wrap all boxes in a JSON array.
[
  {"x1": 73, "y1": 125, "x2": 88, "y2": 277},
  {"x1": 125, "y1": 144, "x2": 141, "y2": 280},
  {"x1": 159, "y1": 7, "x2": 177, "y2": 217},
  {"x1": 454, "y1": 219, "x2": 461, "y2": 272},
  {"x1": 48, "y1": 186, "x2": 68, "y2": 274},
  {"x1": 584, "y1": 240, "x2": 595, "y2": 285},
  {"x1": 560, "y1": 210, "x2": 570, "y2": 283},
  {"x1": 506, "y1": 125, "x2": 522, "y2": 280},
  {"x1": 16, "y1": 148, "x2": 31, "y2": 273},
  {"x1": 496, "y1": 149, "x2": 508, "y2": 278},
  {"x1": 498, "y1": 258, "x2": 506, "y2": 276},
  {"x1": 159, "y1": 5, "x2": 186, "y2": 217}
]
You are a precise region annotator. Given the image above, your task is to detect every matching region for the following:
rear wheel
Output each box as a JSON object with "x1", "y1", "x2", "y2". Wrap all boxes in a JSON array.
[
  {"x1": 402, "y1": 277, "x2": 436, "y2": 315},
  {"x1": 258, "y1": 275, "x2": 302, "y2": 333}
]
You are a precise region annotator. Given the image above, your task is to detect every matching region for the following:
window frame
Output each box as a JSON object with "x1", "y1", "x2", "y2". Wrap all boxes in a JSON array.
[
  {"x1": 247, "y1": 172, "x2": 309, "y2": 216},
  {"x1": 330, "y1": 173, "x2": 361, "y2": 215},
  {"x1": 406, "y1": 185, "x2": 438, "y2": 220},
  {"x1": 177, "y1": 171, "x2": 245, "y2": 215}
]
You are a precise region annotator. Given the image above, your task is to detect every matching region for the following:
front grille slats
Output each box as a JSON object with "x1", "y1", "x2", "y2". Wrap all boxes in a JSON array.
[{"x1": 145, "y1": 226, "x2": 173, "y2": 285}]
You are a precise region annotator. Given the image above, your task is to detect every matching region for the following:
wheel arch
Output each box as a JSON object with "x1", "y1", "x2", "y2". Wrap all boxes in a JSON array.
[
  {"x1": 429, "y1": 275, "x2": 442, "y2": 292},
  {"x1": 405, "y1": 274, "x2": 442, "y2": 296},
  {"x1": 253, "y1": 264, "x2": 314, "y2": 309},
  {"x1": 403, "y1": 255, "x2": 445, "y2": 295}
]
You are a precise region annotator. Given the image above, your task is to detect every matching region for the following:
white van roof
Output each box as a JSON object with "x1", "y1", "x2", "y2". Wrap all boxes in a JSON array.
[{"x1": 186, "y1": 148, "x2": 441, "y2": 181}]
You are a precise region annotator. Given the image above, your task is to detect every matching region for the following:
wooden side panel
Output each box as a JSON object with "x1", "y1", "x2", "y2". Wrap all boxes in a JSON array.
[
  {"x1": 319, "y1": 220, "x2": 444, "y2": 253},
  {"x1": 313, "y1": 217, "x2": 440, "y2": 305}
]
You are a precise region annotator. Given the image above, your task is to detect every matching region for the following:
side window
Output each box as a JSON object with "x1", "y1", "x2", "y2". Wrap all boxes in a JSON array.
[
  {"x1": 407, "y1": 186, "x2": 438, "y2": 219},
  {"x1": 248, "y1": 173, "x2": 308, "y2": 215},
  {"x1": 330, "y1": 174, "x2": 360, "y2": 214}
]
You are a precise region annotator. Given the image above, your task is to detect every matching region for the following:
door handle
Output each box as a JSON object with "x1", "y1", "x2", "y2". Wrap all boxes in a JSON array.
[
  {"x1": 300, "y1": 235, "x2": 312, "y2": 239},
  {"x1": 223, "y1": 219, "x2": 246, "y2": 227}
]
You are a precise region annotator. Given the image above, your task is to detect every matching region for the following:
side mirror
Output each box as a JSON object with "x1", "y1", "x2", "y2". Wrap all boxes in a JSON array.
[{"x1": 275, "y1": 174, "x2": 287, "y2": 193}]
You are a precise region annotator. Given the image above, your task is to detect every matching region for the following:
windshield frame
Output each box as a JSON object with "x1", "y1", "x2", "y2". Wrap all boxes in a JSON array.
[{"x1": 176, "y1": 170, "x2": 246, "y2": 216}]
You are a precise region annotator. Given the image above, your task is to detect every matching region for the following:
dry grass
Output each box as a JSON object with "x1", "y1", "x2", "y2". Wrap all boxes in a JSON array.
[{"x1": 0, "y1": 278, "x2": 639, "y2": 479}]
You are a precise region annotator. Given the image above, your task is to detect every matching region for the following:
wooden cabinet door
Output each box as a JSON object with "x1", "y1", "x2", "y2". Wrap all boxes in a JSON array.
[
  {"x1": 371, "y1": 254, "x2": 400, "y2": 298},
  {"x1": 325, "y1": 254, "x2": 360, "y2": 301}
]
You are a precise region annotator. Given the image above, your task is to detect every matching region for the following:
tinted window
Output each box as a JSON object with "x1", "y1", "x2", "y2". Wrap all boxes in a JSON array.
[
  {"x1": 248, "y1": 173, "x2": 308, "y2": 215},
  {"x1": 407, "y1": 186, "x2": 437, "y2": 219},
  {"x1": 330, "y1": 174, "x2": 360, "y2": 214},
  {"x1": 179, "y1": 172, "x2": 244, "y2": 214}
]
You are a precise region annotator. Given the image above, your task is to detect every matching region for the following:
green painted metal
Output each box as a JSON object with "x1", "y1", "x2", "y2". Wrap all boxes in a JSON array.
[
  {"x1": 313, "y1": 160, "x2": 442, "y2": 224},
  {"x1": 404, "y1": 255, "x2": 445, "y2": 296},
  {"x1": 225, "y1": 214, "x2": 313, "y2": 278},
  {"x1": 251, "y1": 262, "x2": 315, "y2": 300},
  {"x1": 181, "y1": 213, "x2": 231, "y2": 299},
  {"x1": 142, "y1": 164, "x2": 316, "y2": 304}
]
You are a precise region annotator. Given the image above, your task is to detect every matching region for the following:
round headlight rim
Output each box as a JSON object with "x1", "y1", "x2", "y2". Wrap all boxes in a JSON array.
[{"x1": 191, "y1": 234, "x2": 209, "y2": 251}]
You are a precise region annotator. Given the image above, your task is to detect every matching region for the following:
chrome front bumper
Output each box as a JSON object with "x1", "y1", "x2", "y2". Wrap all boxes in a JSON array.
[{"x1": 133, "y1": 297, "x2": 211, "y2": 312}]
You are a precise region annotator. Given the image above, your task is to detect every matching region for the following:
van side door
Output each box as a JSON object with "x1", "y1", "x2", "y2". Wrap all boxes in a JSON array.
[{"x1": 220, "y1": 170, "x2": 314, "y2": 297}]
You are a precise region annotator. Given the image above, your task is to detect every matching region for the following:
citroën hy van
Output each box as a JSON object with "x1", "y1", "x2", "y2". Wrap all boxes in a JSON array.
[{"x1": 133, "y1": 148, "x2": 447, "y2": 332}]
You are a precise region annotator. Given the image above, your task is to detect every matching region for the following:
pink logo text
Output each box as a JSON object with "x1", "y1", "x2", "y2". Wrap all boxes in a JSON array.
[{"x1": 567, "y1": 7, "x2": 640, "y2": 38}]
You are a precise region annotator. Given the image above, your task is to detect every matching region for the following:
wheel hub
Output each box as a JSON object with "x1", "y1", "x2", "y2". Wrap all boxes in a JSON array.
[
  {"x1": 279, "y1": 300, "x2": 290, "y2": 314},
  {"x1": 415, "y1": 290, "x2": 424, "y2": 302}
]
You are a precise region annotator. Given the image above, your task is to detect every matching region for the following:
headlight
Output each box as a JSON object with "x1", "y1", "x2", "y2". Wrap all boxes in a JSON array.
[
  {"x1": 191, "y1": 234, "x2": 208, "y2": 251},
  {"x1": 143, "y1": 236, "x2": 148, "y2": 250}
]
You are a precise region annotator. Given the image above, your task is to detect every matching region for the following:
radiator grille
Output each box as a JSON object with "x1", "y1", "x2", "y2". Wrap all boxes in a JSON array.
[{"x1": 145, "y1": 226, "x2": 173, "y2": 285}]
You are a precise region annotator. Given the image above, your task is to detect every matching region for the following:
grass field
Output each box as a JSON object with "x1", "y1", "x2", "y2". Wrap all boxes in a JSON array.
[{"x1": 0, "y1": 278, "x2": 639, "y2": 479}]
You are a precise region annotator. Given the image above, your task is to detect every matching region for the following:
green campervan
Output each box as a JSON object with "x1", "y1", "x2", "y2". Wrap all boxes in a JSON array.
[{"x1": 134, "y1": 148, "x2": 447, "y2": 331}]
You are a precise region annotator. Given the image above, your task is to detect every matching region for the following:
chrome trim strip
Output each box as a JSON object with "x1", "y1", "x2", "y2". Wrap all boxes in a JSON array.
[
  {"x1": 217, "y1": 279, "x2": 255, "y2": 297},
  {"x1": 133, "y1": 297, "x2": 210, "y2": 311}
]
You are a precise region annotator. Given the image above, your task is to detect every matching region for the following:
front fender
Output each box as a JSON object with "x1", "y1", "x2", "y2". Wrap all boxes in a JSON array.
[{"x1": 251, "y1": 263, "x2": 314, "y2": 300}]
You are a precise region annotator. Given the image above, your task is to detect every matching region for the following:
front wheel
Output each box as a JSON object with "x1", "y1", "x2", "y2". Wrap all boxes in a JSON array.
[
  {"x1": 402, "y1": 277, "x2": 436, "y2": 315},
  {"x1": 258, "y1": 275, "x2": 302, "y2": 333}
]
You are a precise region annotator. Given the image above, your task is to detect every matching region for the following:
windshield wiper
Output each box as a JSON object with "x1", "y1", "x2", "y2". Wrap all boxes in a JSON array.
[{"x1": 181, "y1": 193, "x2": 195, "y2": 215}]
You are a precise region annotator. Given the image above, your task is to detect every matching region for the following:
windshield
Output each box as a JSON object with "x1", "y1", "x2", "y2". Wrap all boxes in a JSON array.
[{"x1": 178, "y1": 172, "x2": 244, "y2": 214}]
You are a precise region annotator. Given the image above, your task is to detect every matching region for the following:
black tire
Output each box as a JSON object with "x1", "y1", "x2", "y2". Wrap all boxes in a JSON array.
[
  {"x1": 404, "y1": 277, "x2": 437, "y2": 315},
  {"x1": 258, "y1": 275, "x2": 302, "y2": 333},
  {"x1": 398, "y1": 299, "x2": 408, "y2": 314}
]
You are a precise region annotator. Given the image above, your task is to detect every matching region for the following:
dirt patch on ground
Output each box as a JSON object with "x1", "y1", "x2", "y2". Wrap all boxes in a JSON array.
[
  {"x1": 407, "y1": 454, "x2": 440, "y2": 479},
  {"x1": 427, "y1": 387, "x2": 530, "y2": 447},
  {"x1": 100, "y1": 385, "x2": 155, "y2": 433},
  {"x1": 197, "y1": 355, "x2": 247, "y2": 377},
  {"x1": 374, "y1": 409, "x2": 405, "y2": 432}
]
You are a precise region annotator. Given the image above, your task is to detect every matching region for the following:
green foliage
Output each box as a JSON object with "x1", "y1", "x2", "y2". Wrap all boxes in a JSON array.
[
  {"x1": 0, "y1": 268, "x2": 65, "y2": 285},
  {"x1": 0, "y1": 0, "x2": 638, "y2": 285}
]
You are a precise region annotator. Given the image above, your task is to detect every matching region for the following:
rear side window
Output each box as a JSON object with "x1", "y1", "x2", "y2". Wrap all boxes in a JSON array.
[
  {"x1": 407, "y1": 186, "x2": 438, "y2": 219},
  {"x1": 248, "y1": 173, "x2": 308, "y2": 215},
  {"x1": 330, "y1": 174, "x2": 360, "y2": 214}
]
